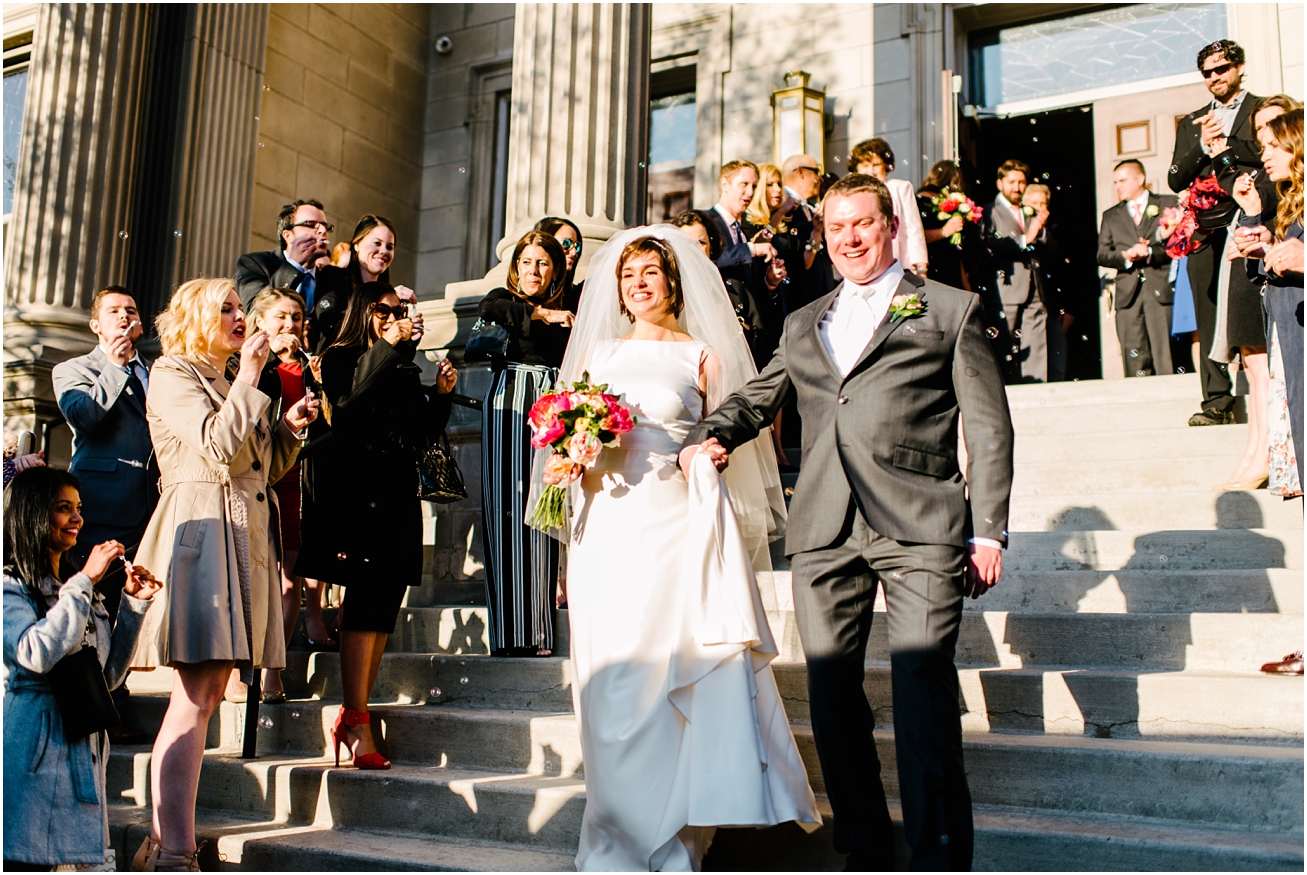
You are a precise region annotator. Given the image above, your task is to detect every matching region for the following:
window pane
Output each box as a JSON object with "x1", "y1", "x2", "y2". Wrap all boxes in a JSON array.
[
  {"x1": 489, "y1": 90, "x2": 510, "y2": 268},
  {"x1": 648, "y1": 93, "x2": 696, "y2": 169},
  {"x1": 4, "y1": 68, "x2": 28, "y2": 215},
  {"x1": 971, "y1": 3, "x2": 1227, "y2": 107}
]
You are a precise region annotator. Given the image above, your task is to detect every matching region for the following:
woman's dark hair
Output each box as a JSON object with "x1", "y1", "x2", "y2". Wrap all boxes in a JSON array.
[
  {"x1": 3, "y1": 466, "x2": 81, "y2": 593},
  {"x1": 615, "y1": 236, "x2": 685, "y2": 322},
  {"x1": 330, "y1": 281, "x2": 397, "y2": 351},
  {"x1": 920, "y1": 159, "x2": 965, "y2": 194},
  {"x1": 671, "y1": 210, "x2": 724, "y2": 261},
  {"x1": 346, "y1": 215, "x2": 397, "y2": 289},
  {"x1": 505, "y1": 231, "x2": 567, "y2": 308},
  {"x1": 850, "y1": 138, "x2": 895, "y2": 173}
]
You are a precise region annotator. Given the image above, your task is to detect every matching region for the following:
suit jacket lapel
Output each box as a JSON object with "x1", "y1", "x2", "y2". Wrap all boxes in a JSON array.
[
  {"x1": 1138, "y1": 194, "x2": 1160, "y2": 239},
  {"x1": 1230, "y1": 93, "x2": 1257, "y2": 140},
  {"x1": 808, "y1": 285, "x2": 844, "y2": 383},
  {"x1": 847, "y1": 273, "x2": 924, "y2": 378}
]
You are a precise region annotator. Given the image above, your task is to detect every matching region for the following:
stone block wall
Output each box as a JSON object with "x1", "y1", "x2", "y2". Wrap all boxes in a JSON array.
[{"x1": 252, "y1": 3, "x2": 428, "y2": 289}]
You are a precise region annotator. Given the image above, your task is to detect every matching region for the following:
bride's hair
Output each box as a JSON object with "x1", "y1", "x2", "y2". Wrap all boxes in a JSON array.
[{"x1": 615, "y1": 236, "x2": 685, "y2": 322}]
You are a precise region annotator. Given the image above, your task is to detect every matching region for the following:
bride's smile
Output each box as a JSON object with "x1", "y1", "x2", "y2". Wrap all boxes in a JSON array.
[{"x1": 619, "y1": 252, "x2": 674, "y2": 321}]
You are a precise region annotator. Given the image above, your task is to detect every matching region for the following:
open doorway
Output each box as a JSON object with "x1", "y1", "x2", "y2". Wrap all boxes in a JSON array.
[{"x1": 960, "y1": 104, "x2": 1103, "y2": 381}]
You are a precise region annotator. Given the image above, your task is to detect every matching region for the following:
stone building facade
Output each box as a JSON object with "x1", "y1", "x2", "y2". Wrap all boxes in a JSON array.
[{"x1": 4, "y1": 3, "x2": 1303, "y2": 591}]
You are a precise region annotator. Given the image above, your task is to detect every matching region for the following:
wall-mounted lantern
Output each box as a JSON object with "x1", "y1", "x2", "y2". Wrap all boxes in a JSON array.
[{"x1": 772, "y1": 71, "x2": 826, "y2": 168}]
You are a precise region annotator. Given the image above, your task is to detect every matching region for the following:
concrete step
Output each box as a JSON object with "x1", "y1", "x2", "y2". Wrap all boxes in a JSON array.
[
  {"x1": 387, "y1": 606, "x2": 568, "y2": 655},
  {"x1": 107, "y1": 792, "x2": 1305, "y2": 872},
  {"x1": 1009, "y1": 401, "x2": 1235, "y2": 436},
  {"x1": 1010, "y1": 457, "x2": 1269, "y2": 494},
  {"x1": 1005, "y1": 374, "x2": 1203, "y2": 409},
  {"x1": 1012, "y1": 426, "x2": 1247, "y2": 463},
  {"x1": 109, "y1": 808, "x2": 576, "y2": 872},
  {"x1": 1003, "y1": 529, "x2": 1300, "y2": 571},
  {"x1": 1008, "y1": 489, "x2": 1302, "y2": 532},
  {"x1": 106, "y1": 727, "x2": 1303, "y2": 837}
]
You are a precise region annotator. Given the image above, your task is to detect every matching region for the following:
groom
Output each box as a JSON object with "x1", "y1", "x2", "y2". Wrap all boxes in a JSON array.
[{"x1": 680, "y1": 174, "x2": 1013, "y2": 871}]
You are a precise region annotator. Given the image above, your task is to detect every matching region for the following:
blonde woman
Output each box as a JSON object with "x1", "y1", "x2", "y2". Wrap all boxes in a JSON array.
[{"x1": 129, "y1": 278, "x2": 319, "y2": 871}]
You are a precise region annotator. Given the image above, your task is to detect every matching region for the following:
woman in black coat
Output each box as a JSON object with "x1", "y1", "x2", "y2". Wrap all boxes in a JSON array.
[
  {"x1": 296, "y1": 281, "x2": 455, "y2": 768},
  {"x1": 917, "y1": 159, "x2": 982, "y2": 292},
  {"x1": 478, "y1": 231, "x2": 574, "y2": 657}
]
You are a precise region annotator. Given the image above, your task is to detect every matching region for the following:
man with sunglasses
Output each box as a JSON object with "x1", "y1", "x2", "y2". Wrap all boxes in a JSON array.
[
  {"x1": 1168, "y1": 39, "x2": 1262, "y2": 426},
  {"x1": 235, "y1": 198, "x2": 352, "y2": 349}
]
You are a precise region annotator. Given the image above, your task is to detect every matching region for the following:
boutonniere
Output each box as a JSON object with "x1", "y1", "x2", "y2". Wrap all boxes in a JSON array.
[
  {"x1": 888, "y1": 292, "x2": 926, "y2": 322},
  {"x1": 1145, "y1": 204, "x2": 1160, "y2": 218},
  {"x1": 1021, "y1": 205, "x2": 1036, "y2": 217}
]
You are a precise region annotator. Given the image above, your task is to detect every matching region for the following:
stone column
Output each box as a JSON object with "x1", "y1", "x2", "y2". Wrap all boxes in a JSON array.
[{"x1": 2, "y1": 4, "x2": 152, "y2": 446}]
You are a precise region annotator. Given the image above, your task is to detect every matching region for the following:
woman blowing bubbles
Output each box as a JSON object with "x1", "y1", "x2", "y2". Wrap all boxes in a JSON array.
[{"x1": 128, "y1": 278, "x2": 320, "y2": 871}]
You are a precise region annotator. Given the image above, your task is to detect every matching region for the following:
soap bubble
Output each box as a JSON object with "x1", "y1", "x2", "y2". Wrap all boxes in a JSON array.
[
  {"x1": 429, "y1": 687, "x2": 442, "y2": 699},
  {"x1": 458, "y1": 167, "x2": 466, "y2": 173},
  {"x1": 173, "y1": 230, "x2": 183, "y2": 238},
  {"x1": 118, "y1": 231, "x2": 129, "y2": 240},
  {"x1": 1129, "y1": 349, "x2": 1139, "y2": 358},
  {"x1": 985, "y1": 327, "x2": 999, "y2": 339},
  {"x1": 258, "y1": 715, "x2": 273, "y2": 728},
  {"x1": 1014, "y1": 329, "x2": 1022, "y2": 338},
  {"x1": 459, "y1": 677, "x2": 469, "y2": 685},
  {"x1": 1159, "y1": 555, "x2": 1168, "y2": 563},
  {"x1": 1176, "y1": 366, "x2": 1186, "y2": 374},
  {"x1": 1136, "y1": 370, "x2": 1146, "y2": 376},
  {"x1": 290, "y1": 710, "x2": 301, "y2": 719}
]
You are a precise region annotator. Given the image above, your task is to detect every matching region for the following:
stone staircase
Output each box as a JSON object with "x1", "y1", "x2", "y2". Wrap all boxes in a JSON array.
[{"x1": 106, "y1": 374, "x2": 1304, "y2": 871}]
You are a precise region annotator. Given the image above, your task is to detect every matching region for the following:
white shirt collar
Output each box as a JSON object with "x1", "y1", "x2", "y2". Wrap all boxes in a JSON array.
[
  {"x1": 284, "y1": 251, "x2": 315, "y2": 276},
  {"x1": 1212, "y1": 89, "x2": 1246, "y2": 112},
  {"x1": 841, "y1": 261, "x2": 905, "y2": 300},
  {"x1": 98, "y1": 346, "x2": 145, "y2": 369},
  {"x1": 712, "y1": 203, "x2": 741, "y2": 226},
  {"x1": 1129, "y1": 191, "x2": 1150, "y2": 211}
]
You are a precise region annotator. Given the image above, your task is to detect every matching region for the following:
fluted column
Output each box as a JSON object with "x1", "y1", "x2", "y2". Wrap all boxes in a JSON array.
[{"x1": 498, "y1": 2, "x2": 650, "y2": 259}]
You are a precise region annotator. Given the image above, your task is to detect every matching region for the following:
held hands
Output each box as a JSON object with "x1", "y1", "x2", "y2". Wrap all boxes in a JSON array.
[
  {"x1": 966, "y1": 543, "x2": 1003, "y2": 599},
  {"x1": 82, "y1": 541, "x2": 126, "y2": 585},
  {"x1": 678, "y1": 438, "x2": 730, "y2": 480},
  {"x1": 123, "y1": 563, "x2": 161, "y2": 600},
  {"x1": 284, "y1": 391, "x2": 321, "y2": 433},
  {"x1": 1231, "y1": 173, "x2": 1262, "y2": 217},
  {"x1": 1265, "y1": 237, "x2": 1304, "y2": 276},
  {"x1": 236, "y1": 330, "x2": 271, "y2": 385}
]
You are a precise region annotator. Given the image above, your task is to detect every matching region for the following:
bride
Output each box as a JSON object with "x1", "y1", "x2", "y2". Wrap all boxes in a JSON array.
[{"x1": 528, "y1": 227, "x2": 821, "y2": 871}]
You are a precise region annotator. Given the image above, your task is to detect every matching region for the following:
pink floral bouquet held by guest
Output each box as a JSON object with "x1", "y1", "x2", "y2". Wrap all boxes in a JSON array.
[
  {"x1": 528, "y1": 372, "x2": 635, "y2": 529},
  {"x1": 931, "y1": 189, "x2": 983, "y2": 246},
  {"x1": 1155, "y1": 205, "x2": 1185, "y2": 241}
]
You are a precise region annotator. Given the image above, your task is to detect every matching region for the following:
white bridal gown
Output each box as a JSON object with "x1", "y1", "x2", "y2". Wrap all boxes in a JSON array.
[{"x1": 566, "y1": 338, "x2": 821, "y2": 872}]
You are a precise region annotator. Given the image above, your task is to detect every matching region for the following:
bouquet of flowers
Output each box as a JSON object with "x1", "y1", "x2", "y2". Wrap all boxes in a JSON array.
[
  {"x1": 931, "y1": 189, "x2": 983, "y2": 247},
  {"x1": 1154, "y1": 205, "x2": 1185, "y2": 242},
  {"x1": 1165, "y1": 176, "x2": 1228, "y2": 259},
  {"x1": 527, "y1": 373, "x2": 636, "y2": 530}
]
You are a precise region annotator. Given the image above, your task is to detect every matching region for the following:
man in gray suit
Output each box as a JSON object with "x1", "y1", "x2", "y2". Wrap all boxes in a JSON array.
[
  {"x1": 982, "y1": 159, "x2": 1052, "y2": 383},
  {"x1": 681, "y1": 174, "x2": 1014, "y2": 870},
  {"x1": 1097, "y1": 159, "x2": 1182, "y2": 377},
  {"x1": 53, "y1": 287, "x2": 159, "y2": 622}
]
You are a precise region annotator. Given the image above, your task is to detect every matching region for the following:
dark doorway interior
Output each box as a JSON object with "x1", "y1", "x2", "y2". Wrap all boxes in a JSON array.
[{"x1": 960, "y1": 104, "x2": 1103, "y2": 381}]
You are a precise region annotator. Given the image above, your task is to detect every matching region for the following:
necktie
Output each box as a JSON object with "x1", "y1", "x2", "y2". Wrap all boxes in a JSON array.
[
  {"x1": 295, "y1": 270, "x2": 316, "y2": 311},
  {"x1": 125, "y1": 365, "x2": 145, "y2": 402},
  {"x1": 732, "y1": 221, "x2": 743, "y2": 245},
  {"x1": 839, "y1": 287, "x2": 876, "y2": 373},
  {"x1": 1011, "y1": 203, "x2": 1025, "y2": 231},
  {"x1": 1129, "y1": 202, "x2": 1143, "y2": 225}
]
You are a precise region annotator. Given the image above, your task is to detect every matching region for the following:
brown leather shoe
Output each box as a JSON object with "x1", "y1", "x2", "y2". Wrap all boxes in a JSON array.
[{"x1": 1259, "y1": 652, "x2": 1304, "y2": 675}]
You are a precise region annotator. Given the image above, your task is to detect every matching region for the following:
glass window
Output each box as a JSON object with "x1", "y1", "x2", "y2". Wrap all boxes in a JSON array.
[
  {"x1": 488, "y1": 90, "x2": 510, "y2": 269},
  {"x1": 3, "y1": 66, "x2": 28, "y2": 216},
  {"x1": 970, "y1": 3, "x2": 1227, "y2": 108},
  {"x1": 648, "y1": 92, "x2": 696, "y2": 223}
]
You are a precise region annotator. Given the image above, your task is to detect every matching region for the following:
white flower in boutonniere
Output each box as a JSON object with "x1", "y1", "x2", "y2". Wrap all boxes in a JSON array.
[
  {"x1": 888, "y1": 292, "x2": 926, "y2": 323},
  {"x1": 1145, "y1": 204, "x2": 1160, "y2": 218},
  {"x1": 1021, "y1": 205, "x2": 1035, "y2": 217}
]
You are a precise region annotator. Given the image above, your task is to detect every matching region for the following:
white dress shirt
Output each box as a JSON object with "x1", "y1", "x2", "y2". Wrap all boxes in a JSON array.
[
  {"x1": 712, "y1": 204, "x2": 744, "y2": 245},
  {"x1": 818, "y1": 262, "x2": 1004, "y2": 551}
]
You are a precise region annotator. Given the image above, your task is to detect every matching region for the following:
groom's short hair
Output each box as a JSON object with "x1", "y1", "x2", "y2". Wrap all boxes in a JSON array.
[{"x1": 821, "y1": 173, "x2": 894, "y2": 226}]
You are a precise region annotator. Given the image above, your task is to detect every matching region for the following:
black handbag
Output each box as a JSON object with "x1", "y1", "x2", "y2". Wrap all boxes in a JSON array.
[
  {"x1": 33, "y1": 590, "x2": 119, "y2": 742},
  {"x1": 417, "y1": 431, "x2": 468, "y2": 503},
  {"x1": 464, "y1": 317, "x2": 508, "y2": 362}
]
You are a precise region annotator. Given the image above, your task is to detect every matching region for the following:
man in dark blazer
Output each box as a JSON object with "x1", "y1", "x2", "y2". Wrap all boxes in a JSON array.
[
  {"x1": 1098, "y1": 160, "x2": 1182, "y2": 377},
  {"x1": 981, "y1": 159, "x2": 1052, "y2": 383},
  {"x1": 681, "y1": 174, "x2": 1014, "y2": 871},
  {"x1": 235, "y1": 198, "x2": 352, "y2": 350},
  {"x1": 1168, "y1": 39, "x2": 1261, "y2": 425}
]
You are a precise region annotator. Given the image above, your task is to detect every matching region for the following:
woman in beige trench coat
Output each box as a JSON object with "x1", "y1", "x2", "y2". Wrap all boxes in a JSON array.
[{"x1": 129, "y1": 278, "x2": 320, "y2": 871}]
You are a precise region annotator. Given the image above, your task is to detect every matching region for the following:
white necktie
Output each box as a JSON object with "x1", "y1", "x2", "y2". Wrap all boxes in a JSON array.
[{"x1": 836, "y1": 287, "x2": 876, "y2": 375}]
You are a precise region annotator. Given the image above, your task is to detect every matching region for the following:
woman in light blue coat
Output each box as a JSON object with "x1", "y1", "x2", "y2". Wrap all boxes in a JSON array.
[{"x1": 3, "y1": 466, "x2": 159, "y2": 869}]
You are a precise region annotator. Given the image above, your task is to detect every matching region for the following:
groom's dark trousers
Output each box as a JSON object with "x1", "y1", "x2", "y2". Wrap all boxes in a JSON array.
[
  {"x1": 792, "y1": 501, "x2": 970, "y2": 871},
  {"x1": 685, "y1": 271, "x2": 1013, "y2": 871}
]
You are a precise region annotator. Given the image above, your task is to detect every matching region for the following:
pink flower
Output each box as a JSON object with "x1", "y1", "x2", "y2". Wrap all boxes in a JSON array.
[
  {"x1": 530, "y1": 420, "x2": 566, "y2": 449},
  {"x1": 543, "y1": 454, "x2": 581, "y2": 485},
  {"x1": 605, "y1": 406, "x2": 634, "y2": 434},
  {"x1": 567, "y1": 431, "x2": 603, "y2": 466}
]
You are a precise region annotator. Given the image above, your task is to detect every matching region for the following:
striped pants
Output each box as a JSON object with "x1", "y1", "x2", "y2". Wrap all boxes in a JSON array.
[{"x1": 482, "y1": 363, "x2": 559, "y2": 654}]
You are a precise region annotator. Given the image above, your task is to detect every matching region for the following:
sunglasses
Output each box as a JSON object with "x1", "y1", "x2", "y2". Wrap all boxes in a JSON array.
[
  {"x1": 370, "y1": 302, "x2": 410, "y2": 320},
  {"x1": 796, "y1": 165, "x2": 820, "y2": 174},
  {"x1": 1201, "y1": 62, "x2": 1234, "y2": 79},
  {"x1": 290, "y1": 220, "x2": 334, "y2": 234},
  {"x1": 558, "y1": 238, "x2": 580, "y2": 253}
]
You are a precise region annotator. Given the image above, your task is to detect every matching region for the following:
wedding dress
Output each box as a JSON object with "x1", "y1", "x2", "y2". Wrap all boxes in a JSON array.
[{"x1": 566, "y1": 337, "x2": 821, "y2": 872}]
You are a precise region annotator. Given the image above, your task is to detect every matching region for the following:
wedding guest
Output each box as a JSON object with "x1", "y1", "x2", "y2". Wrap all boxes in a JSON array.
[
  {"x1": 917, "y1": 160, "x2": 980, "y2": 291},
  {"x1": 247, "y1": 288, "x2": 335, "y2": 705},
  {"x1": 1230, "y1": 107, "x2": 1303, "y2": 492},
  {"x1": 295, "y1": 281, "x2": 455, "y2": 769},
  {"x1": 235, "y1": 199, "x2": 351, "y2": 349},
  {"x1": 1098, "y1": 160, "x2": 1182, "y2": 377},
  {"x1": 783, "y1": 154, "x2": 836, "y2": 304},
  {"x1": 744, "y1": 162, "x2": 818, "y2": 315},
  {"x1": 478, "y1": 232, "x2": 574, "y2": 657},
  {"x1": 671, "y1": 209, "x2": 774, "y2": 368},
  {"x1": 534, "y1": 216, "x2": 585, "y2": 306},
  {"x1": 52, "y1": 287, "x2": 158, "y2": 660},
  {"x1": 1, "y1": 432, "x2": 44, "y2": 487},
  {"x1": 982, "y1": 159, "x2": 1052, "y2": 383},
  {"x1": 3, "y1": 467, "x2": 159, "y2": 871},
  {"x1": 128, "y1": 278, "x2": 319, "y2": 871},
  {"x1": 851, "y1": 138, "x2": 929, "y2": 275},
  {"x1": 782, "y1": 153, "x2": 822, "y2": 205},
  {"x1": 1021, "y1": 184, "x2": 1074, "y2": 382},
  {"x1": 329, "y1": 241, "x2": 351, "y2": 269},
  {"x1": 1169, "y1": 40, "x2": 1262, "y2": 427}
]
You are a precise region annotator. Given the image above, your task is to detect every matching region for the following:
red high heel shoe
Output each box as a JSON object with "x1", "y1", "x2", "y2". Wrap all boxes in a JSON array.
[{"x1": 330, "y1": 707, "x2": 391, "y2": 770}]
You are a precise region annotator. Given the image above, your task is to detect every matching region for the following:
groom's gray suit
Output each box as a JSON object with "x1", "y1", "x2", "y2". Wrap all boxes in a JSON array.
[{"x1": 684, "y1": 269, "x2": 1013, "y2": 870}]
